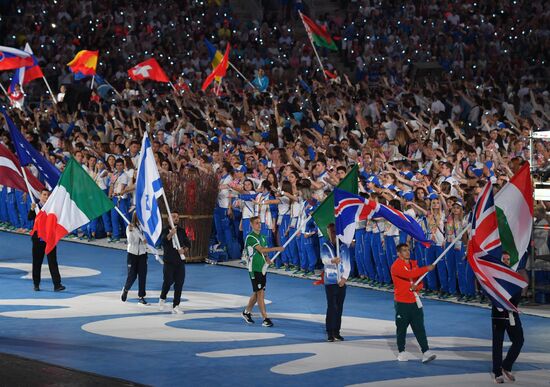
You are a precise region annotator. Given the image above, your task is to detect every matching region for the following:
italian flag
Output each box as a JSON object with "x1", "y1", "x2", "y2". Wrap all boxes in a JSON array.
[
  {"x1": 494, "y1": 163, "x2": 533, "y2": 270},
  {"x1": 299, "y1": 12, "x2": 338, "y2": 51},
  {"x1": 32, "y1": 158, "x2": 114, "y2": 254}
]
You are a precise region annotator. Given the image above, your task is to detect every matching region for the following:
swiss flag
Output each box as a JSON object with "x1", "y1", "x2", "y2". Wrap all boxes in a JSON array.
[
  {"x1": 0, "y1": 143, "x2": 45, "y2": 198},
  {"x1": 128, "y1": 58, "x2": 170, "y2": 83}
]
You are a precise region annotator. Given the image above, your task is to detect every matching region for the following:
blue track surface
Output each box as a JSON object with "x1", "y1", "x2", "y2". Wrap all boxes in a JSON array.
[{"x1": 1, "y1": 232, "x2": 549, "y2": 386}]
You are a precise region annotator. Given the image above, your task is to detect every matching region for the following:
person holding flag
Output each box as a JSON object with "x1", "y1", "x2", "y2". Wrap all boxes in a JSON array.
[
  {"x1": 27, "y1": 189, "x2": 64, "y2": 292},
  {"x1": 121, "y1": 211, "x2": 148, "y2": 305},
  {"x1": 241, "y1": 216, "x2": 284, "y2": 327},
  {"x1": 391, "y1": 243, "x2": 436, "y2": 363}
]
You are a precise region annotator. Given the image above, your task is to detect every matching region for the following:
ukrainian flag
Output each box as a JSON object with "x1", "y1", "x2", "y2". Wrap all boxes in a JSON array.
[
  {"x1": 204, "y1": 39, "x2": 225, "y2": 82},
  {"x1": 67, "y1": 50, "x2": 98, "y2": 78}
]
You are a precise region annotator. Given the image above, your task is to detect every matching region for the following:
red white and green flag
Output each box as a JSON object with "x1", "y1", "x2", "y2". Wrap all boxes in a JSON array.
[
  {"x1": 32, "y1": 158, "x2": 114, "y2": 253},
  {"x1": 299, "y1": 12, "x2": 338, "y2": 51},
  {"x1": 494, "y1": 163, "x2": 533, "y2": 270}
]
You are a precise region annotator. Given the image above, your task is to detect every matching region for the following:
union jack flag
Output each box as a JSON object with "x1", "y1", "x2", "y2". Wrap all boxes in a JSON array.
[{"x1": 467, "y1": 181, "x2": 528, "y2": 312}]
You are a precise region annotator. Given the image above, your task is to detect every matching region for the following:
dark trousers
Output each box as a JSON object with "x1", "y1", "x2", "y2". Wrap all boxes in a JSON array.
[
  {"x1": 395, "y1": 301, "x2": 429, "y2": 353},
  {"x1": 492, "y1": 315, "x2": 524, "y2": 376},
  {"x1": 124, "y1": 253, "x2": 148, "y2": 297},
  {"x1": 32, "y1": 239, "x2": 61, "y2": 288},
  {"x1": 325, "y1": 284, "x2": 346, "y2": 335},
  {"x1": 160, "y1": 262, "x2": 186, "y2": 307}
]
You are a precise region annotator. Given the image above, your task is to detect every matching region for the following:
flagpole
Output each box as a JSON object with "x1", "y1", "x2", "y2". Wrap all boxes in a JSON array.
[
  {"x1": 413, "y1": 225, "x2": 470, "y2": 287},
  {"x1": 41, "y1": 76, "x2": 57, "y2": 105},
  {"x1": 103, "y1": 78, "x2": 123, "y2": 99},
  {"x1": 228, "y1": 61, "x2": 256, "y2": 90},
  {"x1": 271, "y1": 215, "x2": 312, "y2": 262},
  {"x1": 299, "y1": 11, "x2": 328, "y2": 80},
  {"x1": 0, "y1": 82, "x2": 10, "y2": 99},
  {"x1": 90, "y1": 76, "x2": 95, "y2": 90},
  {"x1": 336, "y1": 235, "x2": 342, "y2": 282},
  {"x1": 161, "y1": 192, "x2": 186, "y2": 260},
  {"x1": 20, "y1": 167, "x2": 36, "y2": 206}
]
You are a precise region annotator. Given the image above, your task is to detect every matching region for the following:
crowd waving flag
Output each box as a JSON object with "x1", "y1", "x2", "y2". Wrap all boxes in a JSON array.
[
  {"x1": 201, "y1": 43, "x2": 230, "y2": 91},
  {"x1": 494, "y1": 163, "x2": 533, "y2": 270},
  {"x1": 135, "y1": 132, "x2": 164, "y2": 248},
  {"x1": 0, "y1": 45, "x2": 34, "y2": 71},
  {"x1": 312, "y1": 165, "x2": 358, "y2": 238},
  {"x1": 0, "y1": 143, "x2": 44, "y2": 198},
  {"x1": 128, "y1": 58, "x2": 169, "y2": 83},
  {"x1": 67, "y1": 50, "x2": 98, "y2": 78},
  {"x1": 32, "y1": 158, "x2": 114, "y2": 254},
  {"x1": 1, "y1": 108, "x2": 60, "y2": 188},
  {"x1": 334, "y1": 188, "x2": 378, "y2": 246},
  {"x1": 467, "y1": 181, "x2": 528, "y2": 312},
  {"x1": 299, "y1": 12, "x2": 338, "y2": 51}
]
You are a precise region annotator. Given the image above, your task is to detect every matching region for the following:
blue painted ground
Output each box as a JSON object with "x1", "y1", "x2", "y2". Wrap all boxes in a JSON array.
[{"x1": 0, "y1": 232, "x2": 549, "y2": 386}]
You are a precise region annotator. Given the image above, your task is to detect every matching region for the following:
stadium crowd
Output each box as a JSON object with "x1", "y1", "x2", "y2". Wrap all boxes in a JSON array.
[{"x1": 0, "y1": 0, "x2": 549, "y2": 302}]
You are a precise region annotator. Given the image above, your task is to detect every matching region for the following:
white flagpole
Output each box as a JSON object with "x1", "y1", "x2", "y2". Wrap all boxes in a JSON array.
[
  {"x1": 299, "y1": 11, "x2": 328, "y2": 80},
  {"x1": 228, "y1": 61, "x2": 256, "y2": 90},
  {"x1": 0, "y1": 82, "x2": 10, "y2": 99},
  {"x1": 20, "y1": 167, "x2": 36, "y2": 206},
  {"x1": 41, "y1": 76, "x2": 57, "y2": 105},
  {"x1": 271, "y1": 215, "x2": 312, "y2": 262},
  {"x1": 161, "y1": 192, "x2": 186, "y2": 260},
  {"x1": 90, "y1": 76, "x2": 95, "y2": 90},
  {"x1": 413, "y1": 225, "x2": 470, "y2": 286}
]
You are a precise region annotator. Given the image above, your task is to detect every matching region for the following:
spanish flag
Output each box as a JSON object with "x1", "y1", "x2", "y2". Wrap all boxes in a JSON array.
[{"x1": 67, "y1": 50, "x2": 98, "y2": 77}]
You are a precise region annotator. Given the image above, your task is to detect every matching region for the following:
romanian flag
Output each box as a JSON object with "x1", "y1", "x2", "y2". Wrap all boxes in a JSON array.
[
  {"x1": 201, "y1": 43, "x2": 230, "y2": 91},
  {"x1": 204, "y1": 39, "x2": 225, "y2": 82},
  {"x1": 67, "y1": 50, "x2": 98, "y2": 77},
  {"x1": 299, "y1": 12, "x2": 338, "y2": 51}
]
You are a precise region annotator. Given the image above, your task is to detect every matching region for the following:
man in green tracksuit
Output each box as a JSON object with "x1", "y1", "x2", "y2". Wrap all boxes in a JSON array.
[{"x1": 241, "y1": 216, "x2": 284, "y2": 327}]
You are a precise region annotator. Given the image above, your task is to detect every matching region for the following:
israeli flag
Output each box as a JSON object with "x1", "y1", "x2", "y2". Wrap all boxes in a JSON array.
[{"x1": 135, "y1": 132, "x2": 164, "y2": 248}]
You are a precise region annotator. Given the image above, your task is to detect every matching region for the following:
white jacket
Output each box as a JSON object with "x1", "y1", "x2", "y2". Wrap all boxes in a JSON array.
[{"x1": 126, "y1": 226, "x2": 147, "y2": 255}]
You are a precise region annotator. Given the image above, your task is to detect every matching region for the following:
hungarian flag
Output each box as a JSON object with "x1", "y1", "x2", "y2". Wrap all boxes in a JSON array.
[
  {"x1": 201, "y1": 43, "x2": 230, "y2": 91},
  {"x1": 0, "y1": 143, "x2": 44, "y2": 198},
  {"x1": 312, "y1": 165, "x2": 358, "y2": 238},
  {"x1": 67, "y1": 50, "x2": 98, "y2": 77},
  {"x1": 128, "y1": 58, "x2": 169, "y2": 83},
  {"x1": 467, "y1": 181, "x2": 528, "y2": 312},
  {"x1": 32, "y1": 158, "x2": 114, "y2": 254},
  {"x1": 299, "y1": 12, "x2": 338, "y2": 51},
  {"x1": 494, "y1": 163, "x2": 533, "y2": 270}
]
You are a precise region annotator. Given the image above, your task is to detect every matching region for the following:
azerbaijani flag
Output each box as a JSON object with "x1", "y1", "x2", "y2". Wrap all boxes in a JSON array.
[
  {"x1": 67, "y1": 50, "x2": 98, "y2": 77},
  {"x1": 494, "y1": 163, "x2": 533, "y2": 270},
  {"x1": 299, "y1": 12, "x2": 338, "y2": 51},
  {"x1": 32, "y1": 157, "x2": 114, "y2": 254}
]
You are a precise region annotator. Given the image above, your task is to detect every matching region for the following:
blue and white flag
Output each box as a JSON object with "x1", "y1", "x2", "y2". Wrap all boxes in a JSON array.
[
  {"x1": 2, "y1": 108, "x2": 60, "y2": 188},
  {"x1": 135, "y1": 132, "x2": 164, "y2": 248}
]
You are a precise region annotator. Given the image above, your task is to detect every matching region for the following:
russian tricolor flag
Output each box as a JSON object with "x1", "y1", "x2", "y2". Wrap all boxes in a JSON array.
[
  {"x1": 0, "y1": 45, "x2": 34, "y2": 71},
  {"x1": 8, "y1": 44, "x2": 44, "y2": 92}
]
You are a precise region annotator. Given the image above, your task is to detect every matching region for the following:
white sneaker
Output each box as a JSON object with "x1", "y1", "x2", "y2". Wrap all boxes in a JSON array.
[
  {"x1": 422, "y1": 350, "x2": 436, "y2": 363},
  {"x1": 397, "y1": 352, "x2": 408, "y2": 362},
  {"x1": 172, "y1": 305, "x2": 184, "y2": 314},
  {"x1": 158, "y1": 298, "x2": 166, "y2": 311}
]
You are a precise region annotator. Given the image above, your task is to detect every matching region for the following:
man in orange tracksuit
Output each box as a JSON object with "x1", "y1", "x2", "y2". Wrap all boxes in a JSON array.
[{"x1": 391, "y1": 243, "x2": 437, "y2": 363}]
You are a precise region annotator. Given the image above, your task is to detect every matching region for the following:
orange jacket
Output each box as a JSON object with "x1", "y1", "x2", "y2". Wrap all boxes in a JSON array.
[{"x1": 391, "y1": 258, "x2": 428, "y2": 303}]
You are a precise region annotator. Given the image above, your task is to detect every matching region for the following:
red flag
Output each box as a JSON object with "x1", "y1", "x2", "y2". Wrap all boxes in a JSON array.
[
  {"x1": 324, "y1": 69, "x2": 337, "y2": 79},
  {"x1": 0, "y1": 144, "x2": 44, "y2": 198},
  {"x1": 128, "y1": 58, "x2": 170, "y2": 83},
  {"x1": 201, "y1": 43, "x2": 230, "y2": 91}
]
